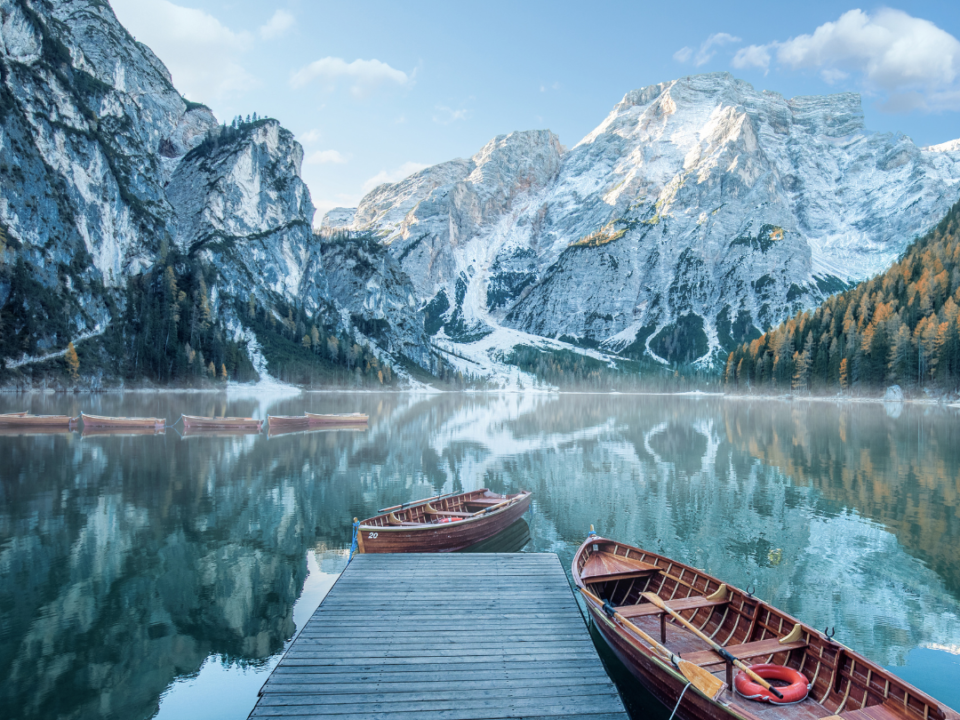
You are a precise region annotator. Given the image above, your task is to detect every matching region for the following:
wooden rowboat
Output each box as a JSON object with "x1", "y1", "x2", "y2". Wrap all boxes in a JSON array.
[
  {"x1": 0, "y1": 414, "x2": 77, "y2": 428},
  {"x1": 355, "y1": 488, "x2": 532, "y2": 553},
  {"x1": 305, "y1": 412, "x2": 368, "y2": 425},
  {"x1": 573, "y1": 535, "x2": 960, "y2": 720},
  {"x1": 80, "y1": 413, "x2": 165, "y2": 430},
  {"x1": 267, "y1": 415, "x2": 309, "y2": 428},
  {"x1": 0, "y1": 411, "x2": 28, "y2": 416},
  {"x1": 181, "y1": 415, "x2": 263, "y2": 431},
  {"x1": 81, "y1": 427, "x2": 164, "y2": 437}
]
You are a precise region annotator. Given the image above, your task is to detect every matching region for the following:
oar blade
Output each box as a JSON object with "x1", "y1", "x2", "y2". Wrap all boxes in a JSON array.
[{"x1": 678, "y1": 659, "x2": 725, "y2": 700}]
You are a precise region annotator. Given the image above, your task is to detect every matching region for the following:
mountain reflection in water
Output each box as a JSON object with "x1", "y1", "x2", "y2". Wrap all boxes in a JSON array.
[{"x1": 0, "y1": 392, "x2": 958, "y2": 719}]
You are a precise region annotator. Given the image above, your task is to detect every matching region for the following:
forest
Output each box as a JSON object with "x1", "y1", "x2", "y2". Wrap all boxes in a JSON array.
[{"x1": 724, "y1": 199, "x2": 960, "y2": 394}]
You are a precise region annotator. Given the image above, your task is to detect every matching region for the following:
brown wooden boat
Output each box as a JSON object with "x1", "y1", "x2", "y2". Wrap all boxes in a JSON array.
[
  {"x1": 81, "y1": 427, "x2": 165, "y2": 437},
  {"x1": 266, "y1": 414, "x2": 310, "y2": 430},
  {"x1": 0, "y1": 414, "x2": 77, "y2": 428},
  {"x1": 0, "y1": 411, "x2": 28, "y2": 416},
  {"x1": 305, "y1": 412, "x2": 368, "y2": 425},
  {"x1": 80, "y1": 413, "x2": 165, "y2": 430},
  {"x1": 354, "y1": 488, "x2": 532, "y2": 553},
  {"x1": 573, "y1": 534, "x2": 960, "y2": 720},
  {"x1": 181, "y1": 415, "x2": 263, "y2": 431}
]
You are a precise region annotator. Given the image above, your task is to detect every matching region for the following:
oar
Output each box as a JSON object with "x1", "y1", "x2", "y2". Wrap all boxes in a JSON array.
[
  {"x1": 580, "y1": 588, "x2": 725, "y2": 699},
  {"x1": 642, "y1": 592, "x2": 784, "y2": 700},
  {"x1": 472, "y1": 498, "x2": 513, "y2": 516},
  {"x1": 378, "y1": 491, "x2": 459, "y2": 514}
]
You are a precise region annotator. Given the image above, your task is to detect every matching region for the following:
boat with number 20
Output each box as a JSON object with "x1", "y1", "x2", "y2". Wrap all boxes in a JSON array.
[
  {"x1": 573, "y1": 534, "x2": 959, "y2": 720},
  {"x1": 354, "y1": 488, "x2": 532, "y2": 553}
]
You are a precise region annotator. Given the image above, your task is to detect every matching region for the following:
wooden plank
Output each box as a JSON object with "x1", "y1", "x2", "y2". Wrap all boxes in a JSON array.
[{"x1": 247, "y1": 554, "x2": 628, "y2": 720}]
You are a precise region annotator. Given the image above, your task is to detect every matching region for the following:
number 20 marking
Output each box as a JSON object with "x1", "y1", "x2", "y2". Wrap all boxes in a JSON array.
[{"x1": 368, "y1": 532, "x2": 378, "y2": 539}]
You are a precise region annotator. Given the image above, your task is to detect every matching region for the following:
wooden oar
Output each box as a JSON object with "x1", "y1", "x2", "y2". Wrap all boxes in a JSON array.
[
  {"x1": 642, "y1": 591, "x2": 784, "y2": 700},
  {"x1": 473, "y1": 498, "x2": 513, "y2": 516},
  {"x1": 580, "y1": 588, "x2": 725, "y2": 699}
]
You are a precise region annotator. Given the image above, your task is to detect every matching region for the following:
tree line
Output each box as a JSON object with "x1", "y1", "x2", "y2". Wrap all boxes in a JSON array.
[{"x1": 724, "y1": 199, "x2": 960, "y2": 393}]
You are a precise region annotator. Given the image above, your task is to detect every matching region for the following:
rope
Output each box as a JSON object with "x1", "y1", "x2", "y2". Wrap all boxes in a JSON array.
[
  {"x1": 347, "y1": 520, "x2": 360, "y2": 563},
  {"x1": 668, "y1": 682, "x2": 692, "y2": 720}
]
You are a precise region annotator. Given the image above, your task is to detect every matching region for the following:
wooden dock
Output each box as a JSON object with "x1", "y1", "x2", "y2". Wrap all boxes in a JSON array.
[{"x1": 250, "y1": 553, "x2": 629, "y2": 720}]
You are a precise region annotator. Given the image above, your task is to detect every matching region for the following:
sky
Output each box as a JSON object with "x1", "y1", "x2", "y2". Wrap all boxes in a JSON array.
[{"x1": 109, "y1": 0, "x2": 960, "y2": 226}]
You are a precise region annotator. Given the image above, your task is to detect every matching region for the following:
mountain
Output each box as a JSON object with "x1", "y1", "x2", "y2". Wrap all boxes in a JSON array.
[
  {"x1": 724, "y1": 198, "x2": 960, "y2": 394},
  {"x1": 325, "y1": 73, "x2": 960, "y2": 367},
  {"x1": 0, "y1": 0, "x2": 431, "y2": 388}
]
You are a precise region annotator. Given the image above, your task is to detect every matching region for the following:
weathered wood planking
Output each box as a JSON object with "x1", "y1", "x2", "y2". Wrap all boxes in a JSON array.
[{"x1": 249, "y1": 553, "x2": 629, "y2": 720}]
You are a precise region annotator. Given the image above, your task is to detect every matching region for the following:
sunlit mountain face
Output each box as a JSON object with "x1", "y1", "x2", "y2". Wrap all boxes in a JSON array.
[{"x1": 0, "y1": 393, "x2": 958, "y2": 719}]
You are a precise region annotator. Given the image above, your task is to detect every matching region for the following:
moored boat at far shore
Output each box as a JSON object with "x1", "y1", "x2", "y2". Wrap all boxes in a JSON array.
[
  {"x1": 305, "y1": 412, "x2": 368, "y2": 425},
  {"x1": 80, "y1": 413, "x2": 165, "y2": 430},
  {"x1": 0, "y1": 414, "x2": 78, "y2": 429},
  {"x1": 573, "y1": 534, "x2": 959, "y2": 720},
  {"x1": 180, "y1": 415, "x2": 262, "y2": 431}
]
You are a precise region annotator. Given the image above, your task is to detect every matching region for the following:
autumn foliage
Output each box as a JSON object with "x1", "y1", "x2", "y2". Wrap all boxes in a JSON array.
[{"x1": 725, "y1": 199, "x2": 960, "y2": 393}]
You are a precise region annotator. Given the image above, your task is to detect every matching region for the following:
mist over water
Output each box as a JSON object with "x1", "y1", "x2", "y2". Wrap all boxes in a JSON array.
[{"x1": 1, "y1": 392, "x2": 958, "y2": 719}]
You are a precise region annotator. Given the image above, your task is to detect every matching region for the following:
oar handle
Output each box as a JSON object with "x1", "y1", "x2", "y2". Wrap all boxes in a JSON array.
[
  {"x1": 473, "y1": 498, "x2": 512, "y2": 516},
  {"x1": 580, "y1": 588, "x2": 673, "y2": 659},
  {"x1": 643, "y1": 592, "x2": 784, "y2": 700}
]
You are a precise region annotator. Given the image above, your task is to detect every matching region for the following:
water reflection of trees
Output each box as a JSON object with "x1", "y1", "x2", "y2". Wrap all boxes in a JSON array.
[{"x1": 2, "y1": 393, "x2": 960, "y2": 719}]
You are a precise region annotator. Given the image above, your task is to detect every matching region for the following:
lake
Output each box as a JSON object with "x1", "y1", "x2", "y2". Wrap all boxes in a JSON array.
[{"x1": 1, "y1": 391, "x2": 959, "y2": 719}]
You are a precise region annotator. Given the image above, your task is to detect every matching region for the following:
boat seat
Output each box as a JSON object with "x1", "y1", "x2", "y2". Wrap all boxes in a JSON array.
[
  {"x1": 616, "y1": 594, "x2": 729, "y2": 619},
  {"x1": 683, "y1": 637, "x2": 808, "y2": 667},
  {"x1": 423, "y1": 505, "x2": 474, "y2": 517},
  {"x1": 580, "y1": 551, "x2": 661, "y2": 584}
]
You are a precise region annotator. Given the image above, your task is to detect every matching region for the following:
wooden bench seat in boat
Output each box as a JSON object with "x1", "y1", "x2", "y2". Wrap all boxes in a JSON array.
[
  {"x1": 616, "y1": 594, "x2": 730, "y2": 619},
  {"x1": 580, "y1": 552, "x2": 661, "y2": 584},
  {"x1": 683, "y1": 637, "x2": 808, "y2": 667},
  {"x1": 424, "y1": 509, "x2": 474, "y2": 517}
]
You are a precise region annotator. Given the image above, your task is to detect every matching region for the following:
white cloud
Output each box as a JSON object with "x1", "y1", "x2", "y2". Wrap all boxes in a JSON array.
[
  {"x1": 731, "y1": 9, "x2": 960, "y2": 111},
  {"x1": 432, "y1": 105, "x2": 469, "y2": 124},
  {"x1": 675, "y1": 33, "x2": 741, "y2": 67},
  {"x1": 305, "y1": 150, "x2": 347, "y2": 165},
  {"x1": 298, "y1": 129, "x2": 322, "y2": 144},
  {"x1": 260, "y1": 9, "x2": 294, "y2": 40},
  {"x1": 732, "y1": 44, "x2": 772, "y2": 72},
  {"x1": 290, "y1": 57, "x2": 410, "y2": 98},
  {"x1": 110, "y1": 0, "x2": 255, "y2": 103},
  {"x1": 362, "y1": 162, "x2": 428, "y2": 193}
]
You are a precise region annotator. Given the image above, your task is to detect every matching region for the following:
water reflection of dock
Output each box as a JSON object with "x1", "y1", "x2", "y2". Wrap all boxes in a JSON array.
[{"x1": 247, "y1": 553, "x2": 628, "y2": 720}]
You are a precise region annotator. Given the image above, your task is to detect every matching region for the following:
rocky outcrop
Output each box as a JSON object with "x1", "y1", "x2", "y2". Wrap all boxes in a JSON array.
[{"x1": 327, "y1": 73, "x2": 960, "y2": 365}]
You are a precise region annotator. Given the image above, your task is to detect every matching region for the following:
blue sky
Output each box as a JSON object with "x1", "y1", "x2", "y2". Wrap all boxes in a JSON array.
[{"x1": 110, "y1": 0, "x2": 960, "y2": 224}]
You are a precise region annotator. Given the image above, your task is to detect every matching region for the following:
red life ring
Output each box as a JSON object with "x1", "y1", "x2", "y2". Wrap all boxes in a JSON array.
[
  {"x1": 734, "y1": 664, "x2": 810, "y2": 705},
  {"x1": 438, "y1": 517, "x2": 460, "y2": 523}
]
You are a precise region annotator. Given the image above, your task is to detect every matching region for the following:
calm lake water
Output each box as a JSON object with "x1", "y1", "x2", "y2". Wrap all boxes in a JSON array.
[{"x1": 1, "y1": 391, "x2": 959, "y2": 719}]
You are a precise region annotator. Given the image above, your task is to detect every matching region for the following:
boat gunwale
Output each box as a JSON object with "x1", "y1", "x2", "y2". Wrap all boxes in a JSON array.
[
  {"x1": 358, "y1": 489, "x2": 532, "y2": 532},
  {"x1": 572, "y1": 535, "x2": 956, "y2": 720}
]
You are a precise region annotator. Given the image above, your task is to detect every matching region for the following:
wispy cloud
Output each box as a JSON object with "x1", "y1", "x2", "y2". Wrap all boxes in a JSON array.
[
  {"x1": 298, "y1": 129, "x2": 322, "y2": 145},
  {"x1": 362, "y1": 162, "x2": 428, "y2": 193},
  {"x1": 432, "y1": 104, "x2": 469, "y2": 124},
  {"x1": 731, "y1": 9, "x2": 960, "y2": 111},
  {"x1": 259, "y1": 10, "x2": 294, "y2": 40},
  {"x1": 674, "y1": 32, "x2": 741, "y2": 67},
  {"x1": 291, "y1": 57, "x2": 410, "y2": 98},
  {"x1": 111, "y1": 0, "x2": 256, "y2": 102},
  {"x1": 305, "y1": 150, "x2": 348, "y2": 165}
]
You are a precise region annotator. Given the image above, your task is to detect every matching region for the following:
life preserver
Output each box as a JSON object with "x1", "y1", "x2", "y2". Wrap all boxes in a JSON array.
[
  {"x1": 438, "y1": 517, "x2": 460, "y2": 523},
  {"x1": 734, "y1": 664, "x2": 810, "y2": 705}
]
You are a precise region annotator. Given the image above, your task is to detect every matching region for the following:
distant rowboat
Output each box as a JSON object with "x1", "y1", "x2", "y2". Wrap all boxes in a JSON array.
[
  {"x1": 81, "y1": 426, "x2": 165, "y2": 437},
  {"x1": 267, "y1": 415, "x2": 310, "y2": 428},
  {"x1": 80, "y1": 413, "x2": 165, "y2": 430},
  {"x1": 181, "y1": 415, "x2": 262, "y2": 431},
  {"x1": 0, "y1": 411, "x2": 28, "y2": 417},
  {"x1": 305, "y1": 412, "x2": 368, "y2": 425},
  {"x1": 0, "y1": 414, "x2": 77, "y2": 428}
]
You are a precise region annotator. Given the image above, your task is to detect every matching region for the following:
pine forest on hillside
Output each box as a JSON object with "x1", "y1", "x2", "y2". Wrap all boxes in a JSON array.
[{"x1": 725, "y1": 199, "x2": 960, "y2": 394}]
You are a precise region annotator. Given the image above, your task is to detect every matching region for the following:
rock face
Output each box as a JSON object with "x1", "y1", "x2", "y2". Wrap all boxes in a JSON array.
[
  {"x1": 327, "y1": 73, "x2": 960, "y2": 364},
  {"x1": 0, "y1": 0, "x2": 426, "y2": 379}
]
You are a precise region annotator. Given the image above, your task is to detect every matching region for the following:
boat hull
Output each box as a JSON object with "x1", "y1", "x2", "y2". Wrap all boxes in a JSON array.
[
  {"x1": 81, "y1": 413, "x2": 164, "y2": 429},
  {"x1": 181, "y1": 415, "x2": 262, "y2": 431},
  {"x1": 588, "y1": 604, "x2": 735, "y2": 720},
  {"x1": 0, "y1": 415, "x2": 77, "y2": 428},
  {"x1": 305, "y1": 413, "x2": 368, "y2": 425},
  {"x1": 359, "y1": 494, "x2": 532, "y2": 553}
]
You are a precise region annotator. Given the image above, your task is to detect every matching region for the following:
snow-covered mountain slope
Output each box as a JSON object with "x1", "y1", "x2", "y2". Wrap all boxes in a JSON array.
[
  {"x1": 326, "y1": 73, "x2": 960, "y2": 365},
  {"x1": 0, "y1": 0, "x2": 429, "y2": 382}
]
